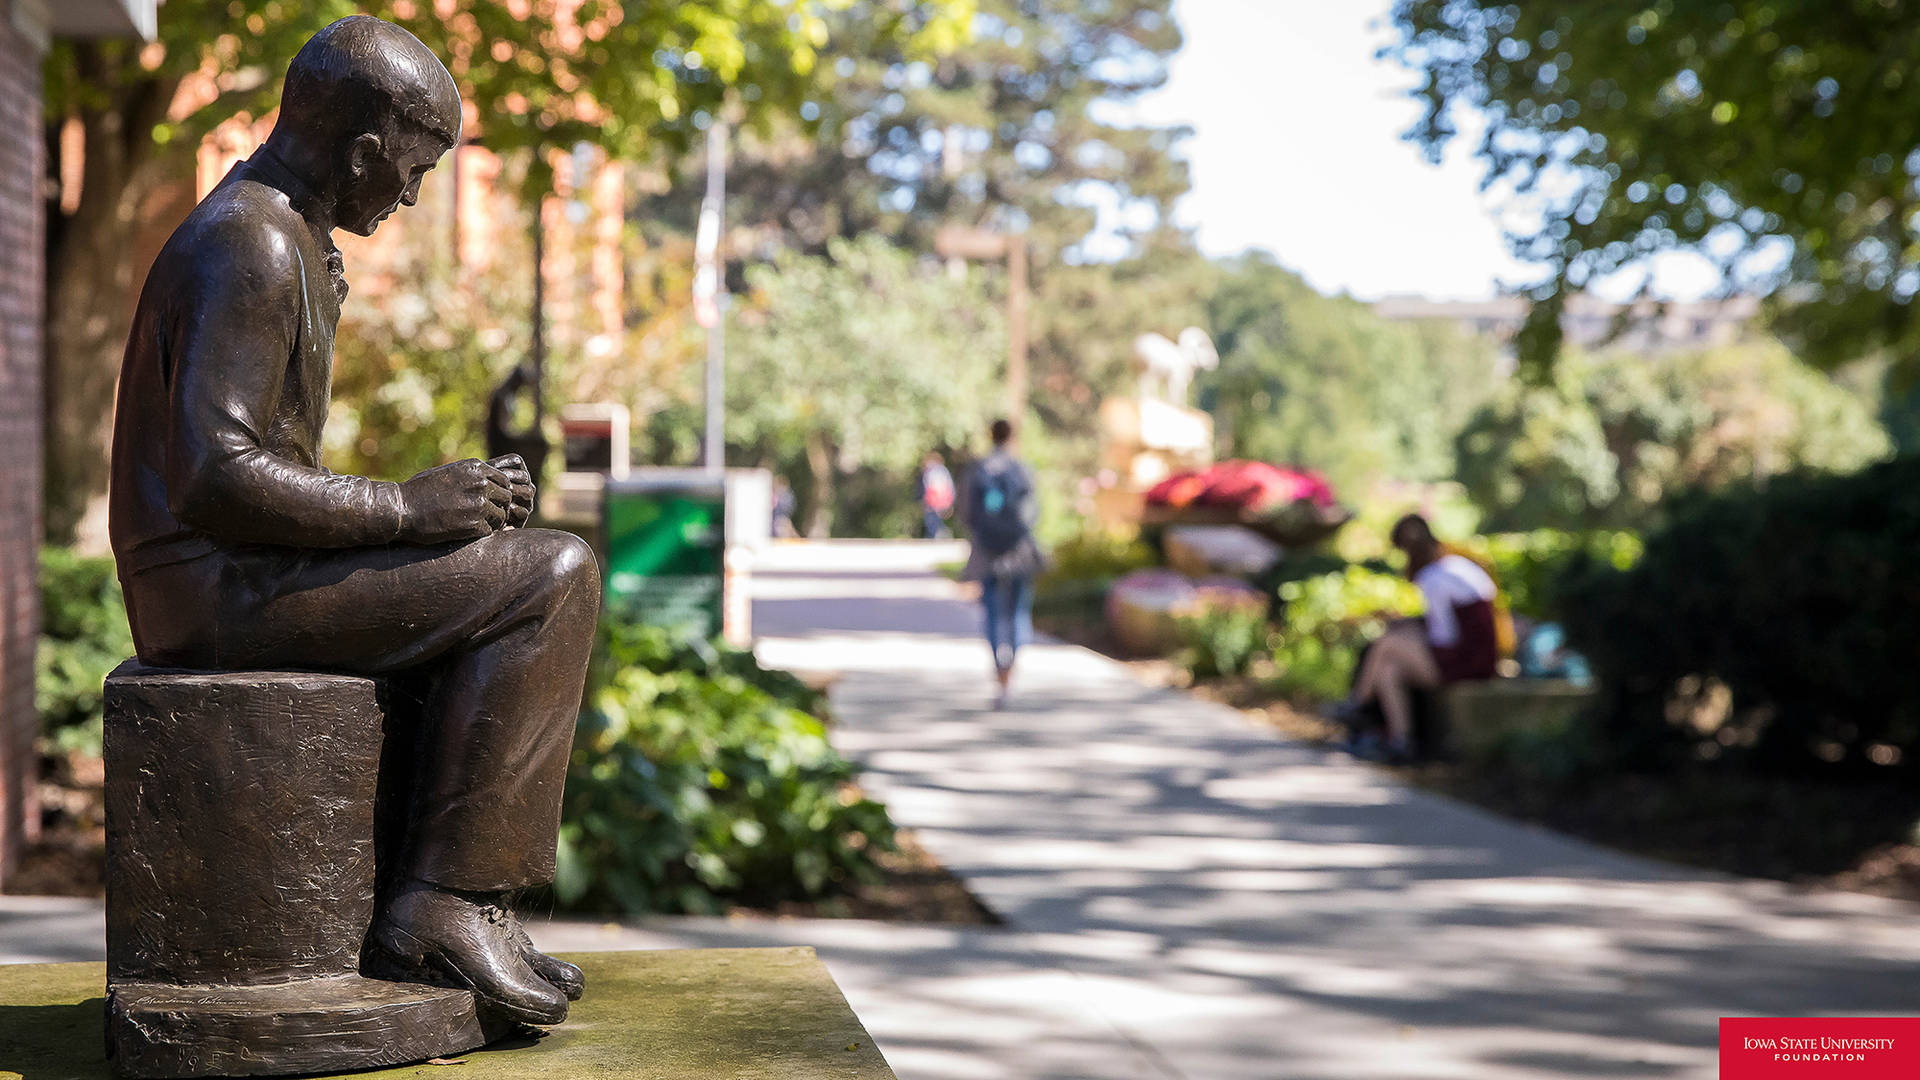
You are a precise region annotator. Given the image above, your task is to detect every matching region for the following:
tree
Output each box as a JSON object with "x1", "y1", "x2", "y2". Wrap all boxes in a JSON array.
[
  {"x1": 726, "y1": 236, "x2": 1004, "y2": 536},
  {"x1": 638, "y1": 0, "x2": 1194, "y2": 425},
  {"x1": 701, "y1": 0, "x2": 1188, "y2": 257},
  {"x1": 1388, "y1": 1, "x2": 1920, "y2": 377},
  {"x1": 1454, "y1": 339, "x2": 1891, "y2": 531},
  {"x1": 40, "y1": 0, "x2": 972, "y2": 541},
  {"x1": 1196, "y1": 253, "x2": 1503, "y2": 496}
]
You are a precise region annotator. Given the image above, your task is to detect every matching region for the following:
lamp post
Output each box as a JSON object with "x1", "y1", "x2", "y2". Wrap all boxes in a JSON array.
[
  {"x1": 934, "y1": 225, "x2": 1028, "y2": 427},
  {"x1": 694, "y1": 119, "x2": 728, "y2": 474}
]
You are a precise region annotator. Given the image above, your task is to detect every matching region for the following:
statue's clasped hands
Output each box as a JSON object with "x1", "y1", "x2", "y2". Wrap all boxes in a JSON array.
[{"x1": 397, "y1": 454, "x2": 536, "y2": 544}]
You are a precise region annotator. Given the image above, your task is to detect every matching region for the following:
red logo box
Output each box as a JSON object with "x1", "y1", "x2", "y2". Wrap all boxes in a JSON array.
[{"x1": 1722, "y1": 1018, "x2": 1920, "y2": 1078}]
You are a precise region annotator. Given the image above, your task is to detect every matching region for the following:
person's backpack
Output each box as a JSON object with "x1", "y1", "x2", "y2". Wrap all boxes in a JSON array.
[
  {"x1": 969, "y1": 456, "x2": 1031, "y2": 555},
  {"x1": 923, "y1": 465, "x2": 955, "y2": 513}
]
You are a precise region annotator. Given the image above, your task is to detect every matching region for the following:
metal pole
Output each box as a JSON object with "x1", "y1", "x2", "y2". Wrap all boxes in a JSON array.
[
  {"x1": 1006, "y1": 234, "x2": 1027, "y2": 428},
  {"x1": 530, "y1": 194, "x2": 546, "y2": 424},
  {"x1": 701, "y1": 120, "x2": 728, "y2": 475}
]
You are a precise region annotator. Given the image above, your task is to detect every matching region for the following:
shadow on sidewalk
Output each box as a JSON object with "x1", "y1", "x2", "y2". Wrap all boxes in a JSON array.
[{"x1": 817, "y1": 656, "x2": 1920, "y2": 1077}]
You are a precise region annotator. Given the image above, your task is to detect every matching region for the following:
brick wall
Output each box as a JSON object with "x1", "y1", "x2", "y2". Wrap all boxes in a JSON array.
[{"x1": 0, "y1": 11, "x2": 46, "y2": 884}]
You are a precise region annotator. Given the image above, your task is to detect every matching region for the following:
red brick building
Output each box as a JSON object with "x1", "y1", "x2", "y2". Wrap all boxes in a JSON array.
[{"x1": 0, "y1": 0, "x2": 155, "y2": 885}]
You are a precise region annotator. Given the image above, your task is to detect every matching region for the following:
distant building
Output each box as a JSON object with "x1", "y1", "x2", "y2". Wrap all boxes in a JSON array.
[
  {"x1": 2, "y1": 0, "x2": 157, "y2": 886},
  {"x1": 1374, "y1": 294, "x2": 1762, "y2": 355}
]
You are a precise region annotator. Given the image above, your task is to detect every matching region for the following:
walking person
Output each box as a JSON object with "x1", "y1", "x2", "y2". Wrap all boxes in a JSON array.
[
  {"x1": 963, "y1": 420, "x2": 1043, "y2": 708},
  {"x1": 916, "y1": 451, "x2": 956, "y2": 539},
  {"x1": 771, "y1": 475, "x2": 798, "y2": 538}
]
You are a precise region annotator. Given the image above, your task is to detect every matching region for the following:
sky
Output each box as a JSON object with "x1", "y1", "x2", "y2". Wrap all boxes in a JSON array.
[{"x1": 1124, "y1": 0, "x2": 1720, "y2": 302}]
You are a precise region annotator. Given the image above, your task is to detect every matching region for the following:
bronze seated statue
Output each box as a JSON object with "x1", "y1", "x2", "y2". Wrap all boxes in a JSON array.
[{"x1": 104, "y1": 15, "x2": 599, "y2": 1065}]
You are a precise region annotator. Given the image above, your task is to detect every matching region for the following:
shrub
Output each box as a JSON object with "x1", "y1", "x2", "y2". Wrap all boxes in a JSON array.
[
  {"x1": 1035, "y1": 526, "x2": 1157, "y2": 617},
  {"x1": 1271, "y1": 566, "x2": 1423, "y2": 700},
  {"x1": 1038, "y1": 527, "x2": 1157, "y2": 591},
  {"x1": 1459, "y1": 530, "x2": 1643, "y2": 620},
  {"x1": 1559, "y1": 455, "x2": 1920, "y2": 772},
  {"x1": 36, "y1": 548, "x2": 133, "y2": 759},
  {"x1": 1253, "y1": 551, "x2": 1374, "y2": 607},
  {"x1": 555, "y1": 623, "x2": 895, "y2": 914},
  {"x1": 1172, "y1": 582, "x2": 1272, "y2": 680}
]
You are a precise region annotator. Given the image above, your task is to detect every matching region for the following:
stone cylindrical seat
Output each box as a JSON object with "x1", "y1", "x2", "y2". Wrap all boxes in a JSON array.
[{"x1": 103, "y1": 661, "x2": 505, "y2": 1078}]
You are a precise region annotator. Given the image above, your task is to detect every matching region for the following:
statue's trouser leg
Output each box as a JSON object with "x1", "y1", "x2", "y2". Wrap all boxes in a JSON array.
[
  {"x1": 400, "y1": 535, "x2": 600, "y2": 890},
  {"x1": 123, "y1": 528, "x2": 601, "y2": 892}
]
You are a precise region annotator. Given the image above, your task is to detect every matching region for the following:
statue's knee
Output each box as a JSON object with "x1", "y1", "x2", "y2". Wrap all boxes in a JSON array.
[
  {"x1": 524, "y1": 529, "x2": 600, "y2": 616},
  {"x1": 552, "y1": 531, "x2": 599, "y2": 593}
]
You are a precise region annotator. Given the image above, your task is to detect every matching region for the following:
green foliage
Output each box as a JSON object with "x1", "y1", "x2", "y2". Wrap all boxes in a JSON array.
[
  {"x1": 1199, "y1": 254, "x2": 1503, "y2": 495},
  {"x1": 556, "y1": 623, "x2": 893, "y2": 915},
  {"x1": 727, "y1": 236, "x2": 1005, "y2": 536},
  {"x1": 1455, "y1": 341, "x2": 1890, "y2": 531},
  {"x1": 1039, "y1": 529, "x2": 1158, "y2": 590},
  {"x1": 1033, "y1": 526, "x2": 1157, "y2": 619},
  {"x1": 1458, "y1": 530, "x2": 1644, "y2": 621},
  {"x1": 1271, "y1": 567, "x2": 1425, "y2": 701},
  {"x1": 1172, "y1": 587, "x2": 1272, "y2": 681},
  {"x1": 47, "y1": 1, "x2": 974, "y2": 190},
  {"x1": 1558, "y1": 454, "x2": 1920, "y2": 772},
  {"x1": 1882, "y1": 373, "x2": 1920, "y2": 456},
  {"x1": 1250, "y1": 551, "x2": 1363, "y2": 609},
  {"x1": 683, "y1": 0, "x2": 1189, "y2": 265},
  {"x1": 36, "y1": 549, "x2": 132, "y2": 759},
  {"x1": 326, "y1": 179, "x2": 533, "y2": 482},
  {"x1": 1388, "y1": 0, "x2": 1920, "y2": 376}
]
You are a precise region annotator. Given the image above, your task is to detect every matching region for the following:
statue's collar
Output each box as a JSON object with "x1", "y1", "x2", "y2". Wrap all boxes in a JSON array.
[{"x1": 242, "y1": 148, "x2": 348, "y2": 303}]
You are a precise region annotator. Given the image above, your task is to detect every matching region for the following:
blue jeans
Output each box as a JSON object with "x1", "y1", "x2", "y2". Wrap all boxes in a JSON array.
[
  {"x1": 923, "y1": 507, "x2": 949, "y2": 539},
  {"x1": 980, "y1": 573, "x2": 1033, "y2": 672}
]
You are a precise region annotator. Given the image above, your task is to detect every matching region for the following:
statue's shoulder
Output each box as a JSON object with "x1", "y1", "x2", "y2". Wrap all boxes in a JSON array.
[{"x1": 165, "y1": 177, "x2": 309, "y2": 284}]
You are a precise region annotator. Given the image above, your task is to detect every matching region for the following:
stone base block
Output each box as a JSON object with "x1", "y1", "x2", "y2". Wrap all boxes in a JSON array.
[
  {"x1": 103, "y1": 662, "x2": 393, "y2": 988},
  {"x1": 106, "y1": 974, "x2": 511, "y2": 1078},
  {"x1": 0, "y1": 948, "x2": 895, "y2": 1079},
  {"x1": 1444, "y1": 677, "x2": 1598, "y2": 761}
]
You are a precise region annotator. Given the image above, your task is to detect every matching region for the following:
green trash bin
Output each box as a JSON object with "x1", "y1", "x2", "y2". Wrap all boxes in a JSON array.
[{"x1": 602, "y1": 475, "x2": 726, "y2": 640}]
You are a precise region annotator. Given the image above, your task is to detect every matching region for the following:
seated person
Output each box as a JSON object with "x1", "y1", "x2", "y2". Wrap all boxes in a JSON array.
[
  {"x1": 109, "y1": 16, "x2": 594, "y2": 1027},
  {"x1": 1338, "y1": 514, "x2": 1500, "y2": 761}
]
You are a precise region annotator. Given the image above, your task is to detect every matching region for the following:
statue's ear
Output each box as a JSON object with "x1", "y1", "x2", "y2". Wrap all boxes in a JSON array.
[{"x1": 346, "y1": 132, "x2": 384, "y2": 181}]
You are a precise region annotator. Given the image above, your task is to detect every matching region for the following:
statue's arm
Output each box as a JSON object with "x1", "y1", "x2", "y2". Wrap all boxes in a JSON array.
[{"x1": 163, "y1": 225, "x2": 408, "y2": 548}]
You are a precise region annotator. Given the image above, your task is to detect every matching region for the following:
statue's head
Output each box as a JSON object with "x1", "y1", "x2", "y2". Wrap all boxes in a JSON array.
[{"x1": 278, "y1": 15, "x2": 462, "y2": 236}]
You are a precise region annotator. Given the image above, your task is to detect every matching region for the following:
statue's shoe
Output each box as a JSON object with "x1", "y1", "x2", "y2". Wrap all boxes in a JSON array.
[
  {"x1": 509, "y1": 918, "x2": 585, "y2": 1001},
  {"x1": 372, "y1": 888, "x2": 570, "y2": 1027}
]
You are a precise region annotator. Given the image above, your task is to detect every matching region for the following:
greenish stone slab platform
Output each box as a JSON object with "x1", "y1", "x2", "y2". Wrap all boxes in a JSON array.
[{"x1": 0, "y1": 948, "x2": 895, "y2": 1079}]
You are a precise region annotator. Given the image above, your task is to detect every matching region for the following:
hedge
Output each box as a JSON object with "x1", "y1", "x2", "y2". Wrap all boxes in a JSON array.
[{"x1": 1559, "y1": 455, "x2": 1920, "y2": 772}]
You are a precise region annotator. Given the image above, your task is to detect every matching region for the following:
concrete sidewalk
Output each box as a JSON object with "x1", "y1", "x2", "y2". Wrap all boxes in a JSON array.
[{"x1": 749, "y1": 540, "x2": 1920, "y2": 1079}]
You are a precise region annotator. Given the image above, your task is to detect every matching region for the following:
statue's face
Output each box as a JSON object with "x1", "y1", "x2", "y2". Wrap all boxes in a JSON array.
[{"x1": 338, "y1": 125, "x2": 450, "y2": 237}]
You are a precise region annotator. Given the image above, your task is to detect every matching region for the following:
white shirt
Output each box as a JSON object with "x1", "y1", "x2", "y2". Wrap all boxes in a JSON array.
[{"x1": 1414, "y1": 554, "x2": 1497, "y2": 648}]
